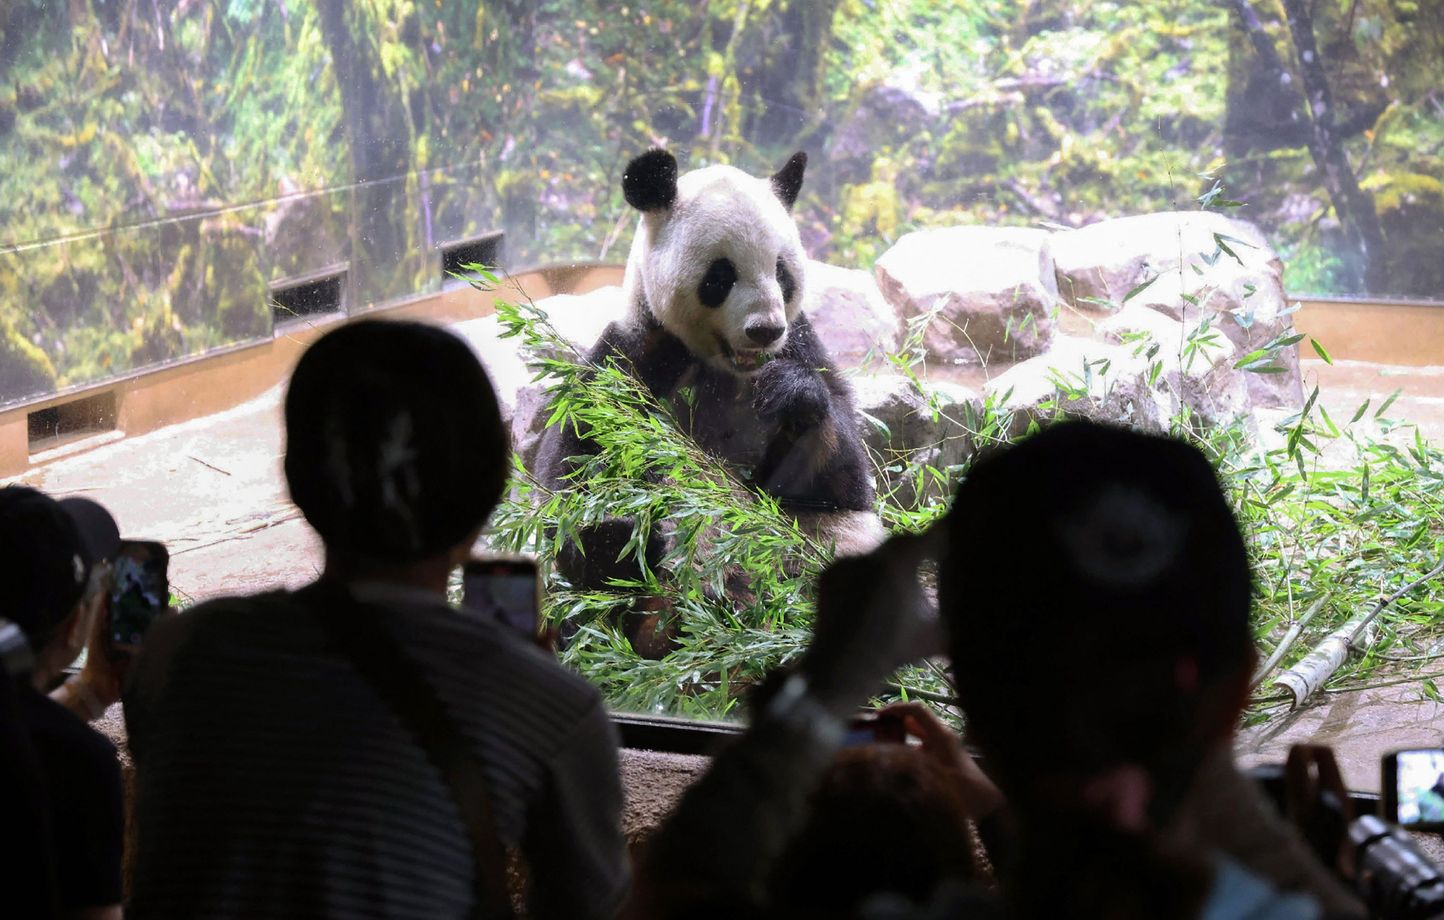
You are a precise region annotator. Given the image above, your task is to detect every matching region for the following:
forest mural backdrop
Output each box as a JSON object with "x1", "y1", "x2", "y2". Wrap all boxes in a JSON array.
[{"x1": 2, "y1": 0, "x2": 1441, "y2": 404}]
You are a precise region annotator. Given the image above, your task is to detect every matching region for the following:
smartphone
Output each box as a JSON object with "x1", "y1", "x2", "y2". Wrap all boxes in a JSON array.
[
  {"x1": 462, "y1": 558, "x2": 541, "y2": 636},
  {"x1": 1383, "y1": 748, "x2": 1444, "y2": 830},
  {"x1": 842, "y1": 711, "x2": 908, "y2": 747},
  {"x1": 110, "y1": 540, "x2": 170, "y2": 646}
]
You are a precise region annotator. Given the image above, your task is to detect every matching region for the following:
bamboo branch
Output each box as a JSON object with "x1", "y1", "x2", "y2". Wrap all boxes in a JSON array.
[
  {"x1": 886, "y1": 682, "x2": 956, "y2": 706},
  {"x1": 1250, "y1": 593, "x2": 1330, "y2": 689}
]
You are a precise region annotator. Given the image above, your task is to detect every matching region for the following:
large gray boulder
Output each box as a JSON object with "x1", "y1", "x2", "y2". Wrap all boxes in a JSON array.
[
  {"x1": 449, "y1": 314, "x2": 530, "y2": 421},
  {"x1": 851, "y1": 373, "x2": 981, "y2": 506},
  {"x1": 510, "y1": 383, "x2": 554, "y2": 474},
  {"x1": 874, "y1": 226, "x2": 1058, "y2": 366},
  {"x1": 1052, "y1": 212, "x2": 1301, "y2": 408},
  {"x1": 983, "y1": 336, "x2": 1169, "y2": 437},
  {"x1": 1096, "y1": 303, "x2": 1251, "y2": 431},
  {"x1": 449, "y1": 286, "x2": 624, "y2": 466},
  {"x1": 804, "y1": 260, "x2": 900, "y2": 364},
  {"x1": 1091, "y1": 301, "x2": 1253, "y2": 430}
]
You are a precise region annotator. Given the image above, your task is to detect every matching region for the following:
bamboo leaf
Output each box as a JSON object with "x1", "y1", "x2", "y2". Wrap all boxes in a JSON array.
[
  {"x1": 1375, "y1": 389, "x2": 1401, "y2": 419},
  {"x1": 1122, "y1": 273, "x2": 1159, "y2": 303}
]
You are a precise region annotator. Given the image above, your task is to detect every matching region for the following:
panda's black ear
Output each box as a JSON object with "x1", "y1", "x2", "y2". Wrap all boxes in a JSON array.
[
  {"x1": 771, "y1": 151, "x2": 807, "y2": 211},
  {"x1": 622, "y1": 149, "x2": 678, "y2": 212}
]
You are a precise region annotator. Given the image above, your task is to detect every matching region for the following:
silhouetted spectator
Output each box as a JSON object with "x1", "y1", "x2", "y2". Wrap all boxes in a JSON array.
[
  {"x1": 0, "y1": 487, "x2": 124, "y2": 920},
  {"x1": 125, "y1": 320, "x2": 628, "y2": 920},
  {"x1": 628, "y1": 527, "x2": 1001, "y2": 919},
  {"x1": 766, "y1": 703, "x2": 987, "y2": 919},
  {"x1": 46, "y1": 491, "x2": 145, "y2": 724},
  {"x1": 943, "y1": 421, "x2": 1326, "y2": 918},
  {"x1": 2, "y1": 617, "x2": 60, "y2": 920}
]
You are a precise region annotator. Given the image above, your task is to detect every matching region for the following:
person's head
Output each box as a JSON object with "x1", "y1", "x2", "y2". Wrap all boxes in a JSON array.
[
  {"x1": 768, "y1": 744, "x2": 977, "y2": 918},
  {"x1": 284, "y1": 320, "x2": 509, "y2": 580},
  {"x1": 939, "y1": 421, "x2": 1253, "y2": 831},
  {"x1": 0, "y1": 487, "x2": 120, "y2": 685}
]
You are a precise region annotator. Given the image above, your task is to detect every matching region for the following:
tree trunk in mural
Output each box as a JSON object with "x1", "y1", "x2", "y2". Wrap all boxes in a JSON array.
[
  {"x1": 1227, "y1": 0, "x2": 1387, "y2": 294},
  {"x1": 485, "y1": 0, "x2": 541, "y2": 263},
  {"x1": 316, "y1": 0, "x2": 416, "y2": 303},
  {"x1": 1278, "y1": 0, "x2": 1388, "y2": 295},
  {"x1": 750, "y1": 0, "x2": 842, "y2": 147}
]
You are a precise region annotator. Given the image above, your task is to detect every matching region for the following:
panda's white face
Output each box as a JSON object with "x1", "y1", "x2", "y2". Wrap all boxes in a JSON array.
[{"x1": 627, "y1": 163, "x2": 807, "y2": 377}]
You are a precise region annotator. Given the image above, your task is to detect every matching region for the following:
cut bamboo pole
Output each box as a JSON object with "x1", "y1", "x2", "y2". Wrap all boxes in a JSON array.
[{"x1": 1273, "y1": 613, "x2": 1370, "y2": 708}]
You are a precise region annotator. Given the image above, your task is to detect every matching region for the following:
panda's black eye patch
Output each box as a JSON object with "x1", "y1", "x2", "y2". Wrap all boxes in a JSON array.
[
  {"x1": 698, "y1": 258, "x2": 737, "y2": 309},
  {"x1": 776, "y1": 259, "x2": 796, "y2": 303}
]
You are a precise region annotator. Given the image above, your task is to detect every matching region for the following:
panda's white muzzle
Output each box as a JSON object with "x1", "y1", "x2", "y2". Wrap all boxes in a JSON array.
[{"x1": 715, "y1": 331, "x2": 784, "y2": 374}]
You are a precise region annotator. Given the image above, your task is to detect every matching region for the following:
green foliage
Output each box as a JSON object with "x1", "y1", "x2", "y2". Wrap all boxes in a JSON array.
[{"x1": 482, "y1": 279, "x2": 831, "y2": 717}]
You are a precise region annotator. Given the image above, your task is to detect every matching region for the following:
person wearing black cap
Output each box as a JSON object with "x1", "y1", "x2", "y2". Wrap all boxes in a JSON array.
[
  {"x1": 0, "y1": 486, "x2": 125, "y2": 920},
  {"x1": 124, "y1": 320, "x2": 628, "y2": 920},
  {"x1": 940, "y1": 421, "x2": 1341, "y2": 919}
]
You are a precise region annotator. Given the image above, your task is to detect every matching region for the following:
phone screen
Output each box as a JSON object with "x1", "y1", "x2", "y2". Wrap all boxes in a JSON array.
[
  {"x1": 842, "y1": 713, "x2": 908, "y2": 747},
  {"x1": 462, "y1": 560, "x2": 540, "y2": 636},
  {"x1": 1386, "y1": 749, "x2": 1444, "y2": 828},
  {"x1": 110, "y1": 541, "x2": 169, "y2": 646}
]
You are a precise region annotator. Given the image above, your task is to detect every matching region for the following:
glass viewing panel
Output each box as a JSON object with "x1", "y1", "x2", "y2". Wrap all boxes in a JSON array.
[{"x1": 3, "y1": 2, "x2": 1441, "y2": 730}]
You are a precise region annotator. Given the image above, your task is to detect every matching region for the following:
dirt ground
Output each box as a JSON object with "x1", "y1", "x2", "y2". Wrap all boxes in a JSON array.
[{"x1": 8, "y1": 331, "x2": 1444, "y2": 791}]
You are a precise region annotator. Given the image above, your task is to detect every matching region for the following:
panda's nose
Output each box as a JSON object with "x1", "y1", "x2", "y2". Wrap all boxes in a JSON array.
[{"x1": 745, "y1": 323, "x2": 785, "y2": 346}]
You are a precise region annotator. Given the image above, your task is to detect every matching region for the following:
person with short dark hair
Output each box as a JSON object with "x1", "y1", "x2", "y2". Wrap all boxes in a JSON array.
[
  {"x1": 0, "y1": 487, "x2": 125, "y2": 920},
  {"x1": 125, "y1": 320, "x2": 628, "y2": 920},
  {"x1": 766, "y1": 703, "x2": 984, "y2": 919}
]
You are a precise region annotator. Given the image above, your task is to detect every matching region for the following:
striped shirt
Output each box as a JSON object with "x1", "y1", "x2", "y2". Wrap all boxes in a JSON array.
[{"x1": 123, "y1": 582, "x2": 628, "y2": 920}]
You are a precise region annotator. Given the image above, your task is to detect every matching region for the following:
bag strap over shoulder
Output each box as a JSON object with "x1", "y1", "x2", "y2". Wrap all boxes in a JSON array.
[{"x1": 297, "y1": 581, "x2": 515, "y2": 920}]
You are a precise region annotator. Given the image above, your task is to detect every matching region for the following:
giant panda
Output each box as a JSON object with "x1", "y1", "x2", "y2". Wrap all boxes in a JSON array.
[{"x1": 535, "y1": 148, "x2": 884, "y2": 631}]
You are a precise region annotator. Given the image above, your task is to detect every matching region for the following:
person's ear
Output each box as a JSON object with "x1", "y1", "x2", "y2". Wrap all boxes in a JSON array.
[{"x1": 1188, "y1": 653, "x2": 1252, "y2": 746}]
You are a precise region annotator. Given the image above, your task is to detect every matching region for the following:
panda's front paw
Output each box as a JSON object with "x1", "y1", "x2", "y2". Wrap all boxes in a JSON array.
[{"x1": 753, "y1": 360, "x2": 830, "y2": 431}]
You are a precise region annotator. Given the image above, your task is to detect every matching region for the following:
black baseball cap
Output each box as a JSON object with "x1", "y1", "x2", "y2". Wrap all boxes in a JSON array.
[
  {"x1": 941, "y1": 421, "x2": 1252, "y2": 784},
  {"x1": 0, "y1": 487, "x2": 121, "y2": 649}
]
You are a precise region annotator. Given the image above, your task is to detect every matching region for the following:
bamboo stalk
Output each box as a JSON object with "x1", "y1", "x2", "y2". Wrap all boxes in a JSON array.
[
  {"x1": 1250, "y1": 594, "x2": 1331, "y2": 690},
  {"x1": 886, "y1": 682, "x2": 956, "y2": 706}
]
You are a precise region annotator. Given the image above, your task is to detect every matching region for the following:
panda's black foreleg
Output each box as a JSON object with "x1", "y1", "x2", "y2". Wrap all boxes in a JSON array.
[
  {"x1": 751, "y1": 358, "x2": 831, "y2": 433},
  {"x1": 553, "y1": 519, "x2": 668, "y2": 589},
  {"x1": 553, "y1": 519, "x2": 680, "y2": 658}
]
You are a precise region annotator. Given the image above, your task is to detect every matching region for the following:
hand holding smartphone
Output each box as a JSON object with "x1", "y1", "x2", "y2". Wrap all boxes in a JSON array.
[
  {"x1": 462, "y1": 558, "x2": 541, "y2": 638},
  {"x1": 110, "y1": 540, "x2": 170, "y2": 648}
]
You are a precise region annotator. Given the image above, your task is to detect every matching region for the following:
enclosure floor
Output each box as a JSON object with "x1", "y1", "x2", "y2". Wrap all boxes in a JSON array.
[{"x1": 7, "y1": 347, "x2": 1443, "y2": 792}]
